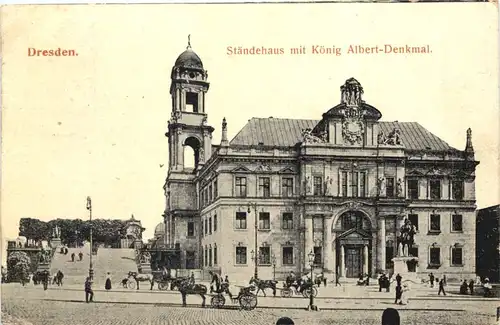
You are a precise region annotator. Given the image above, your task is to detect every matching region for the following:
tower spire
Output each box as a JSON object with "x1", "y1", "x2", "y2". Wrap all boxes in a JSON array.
[
  {"x1": 221, "y1": 117, "x2": 228, "y2": 147},
  {"x1": 465, "y1": 127, "x2": 474, "y2": 157},
  {"x1": 187, "y1": 34, "x2": 191, "y2": 49}
]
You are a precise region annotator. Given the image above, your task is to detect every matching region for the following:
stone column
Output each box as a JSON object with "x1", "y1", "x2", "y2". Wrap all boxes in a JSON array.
[
  {"x1": 331, "y1": 233, "x2": 337, "y2": 277},
  {"x1": 304, "y1": 216, "x2": 313, "y2": 270},
  {"x1": 363, "y1": 245, "x2": 369, "y2": 275},
  {"x1": 339, "y1": 245, "x2": 345, "y2": 277},
  {"x1": 377, "y1": 217, "x2": 386, "y2": 271},
  {"x1": 323, "y1": 216, "x2": 333, "y2": 273}
]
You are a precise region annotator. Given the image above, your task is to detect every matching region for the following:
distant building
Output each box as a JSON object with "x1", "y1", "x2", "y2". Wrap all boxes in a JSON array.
[
  {"x1": 160, "y1": 41, "x2": 480, "y2": 282},
  {"x1": 476, "y1": 205, "x2": 500, "y2": 282}
]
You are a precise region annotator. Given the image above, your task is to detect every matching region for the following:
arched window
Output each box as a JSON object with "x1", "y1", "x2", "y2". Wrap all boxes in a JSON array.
[
  {"x1": 183, "y1": 136, "x2": 201, "y2": 170},
  {"x1": 336, "y1": 211, "x2": 371, "y2": 231}
]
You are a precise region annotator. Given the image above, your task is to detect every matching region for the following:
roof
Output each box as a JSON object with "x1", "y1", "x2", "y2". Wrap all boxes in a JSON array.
[
  {"x1": 229, "y1": 117, "x2": 457, "y2": 151},
  {"x1": 174, "y1": 48, "x2": 203, "y2": 69}
]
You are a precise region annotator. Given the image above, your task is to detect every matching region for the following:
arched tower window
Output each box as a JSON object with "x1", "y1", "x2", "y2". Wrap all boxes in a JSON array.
[
  {"x1": 335, "y1": 211, "x2": 372, "y2": 232},
  {"x1": 183, "y1": 136, "x2": 201, "y2": 170}
]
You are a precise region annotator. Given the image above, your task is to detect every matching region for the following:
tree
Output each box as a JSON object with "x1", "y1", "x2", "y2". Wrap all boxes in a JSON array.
[
  {"x1": 18, "y1": 218, "x2": 50, "y2": 242},
  {"x1": 7, "y1": 251, "x2": 31, "y2": 282}
]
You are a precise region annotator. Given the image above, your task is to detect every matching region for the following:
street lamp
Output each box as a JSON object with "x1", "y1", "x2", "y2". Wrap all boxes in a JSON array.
[
  {"x1": 248, "y1": 203, "x2": 258, "y2": 279},
  {"x1": 250, "y1": 249, "x2": 261, "y2": 280},
  {"x1": 271, "y1": 254, "x2": 277, "y2": 281},
  {"x1": 86, "y1": 196, "x2": 94, "y2": 281},
  {"x1": 307, "y1": 250, "x2": 318, "y2": 311}
]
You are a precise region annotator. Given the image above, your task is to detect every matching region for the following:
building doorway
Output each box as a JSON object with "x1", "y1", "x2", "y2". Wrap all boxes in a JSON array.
[{"x1": 346, "y1": 247, "x2": 362, "y2": 278}]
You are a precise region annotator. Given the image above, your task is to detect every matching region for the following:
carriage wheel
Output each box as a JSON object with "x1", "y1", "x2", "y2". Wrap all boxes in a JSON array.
[
  {"x1": 158, "y1": 282, "x2": 168, "y2": 291},
  {"x1": 127, "y1": 281, "x2": 136, "y2": 290},
  {"x1": 210, "y1": 294, "x2": 225, "y2": 308},
  {"x1": 302, "y1": 286, "x2": 318, "y2": 298},
  {"x1": 239, "y1": 293, "x2": 257, "y2": 310}
]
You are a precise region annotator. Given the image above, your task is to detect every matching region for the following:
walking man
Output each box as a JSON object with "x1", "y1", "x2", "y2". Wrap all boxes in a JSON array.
[
  {"x1": 438, "y1": 278, "x2": 446, "y2": 296},
  {"x1": 468, "y1": 279, "x2": 474, "y2": 295},
  {"x1": 208, "y1": 271, "x2": 222, "y2": 293},
  {"x1": 85, "y1": 277, "x2": 94, "y2": 303},
  {"x1": 71, "y1": 253, "x2": 75, "y2": 262},
  {"x1": 429, "y1": 273, "x2": 435, "y2": 288},
  {"x1": 79, "y1": 252, "x2": 83, "y2": 261}
]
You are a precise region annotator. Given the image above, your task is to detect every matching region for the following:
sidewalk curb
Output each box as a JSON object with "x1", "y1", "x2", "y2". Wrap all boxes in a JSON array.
[
  {"x1": 39, "y1": 298, "x2": 467, "y2": 312},
  {"x1": 46, "y1": 287, "x2": 500, "y2": 302}
]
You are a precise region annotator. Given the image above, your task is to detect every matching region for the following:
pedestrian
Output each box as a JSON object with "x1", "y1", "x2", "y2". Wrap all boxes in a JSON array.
[
  {"x1": 429, "y1": 272, "x2": 435, "y2": 288},
  {"x1": 322, "y1": 273, "x2": 327, "y2": 287},
  {"x1": 85, "y1": 277, "x2": 94, "y2": 303},
  {"x1": 79, "y1": 252, "x2": 83, "y2": 261},
  {"x1": 381, "y1": 308, "x2": 400, "y2": 325},
  {"x1": 460, "y1": 280, "x2": 468, "y2": 294},
  {"x1": 335, "y1": 272, "x2": 341, "y2": 286},
  {"x1": 189, "y1": 272, "x2": 195, "y2": 286},
  {"x1": 71, "y1": 253, "x2": 75, "y2": 262},
  {"x1": 378, "y1": 274, "x2": 385, "y2": 292},
  {"x1": 224, "y1": 275, "x2": 229, "y2": 283},
  {"x1": 443, "y1": 274, "x2": 447, "y2": 286},
  {"x1": 276, "y1": 316, "x2": 295, "y2": 325},
  {"x1": 438, "y1": 278, "x2": 446, "y2": 296},
  {"x1": 395, "y1": 273, "x2": 402, "y2": 286},
  {"x1": 105, "y1": 272, "x2": 112, "y2": 291},
  {"x1": 483, "y1": 278, "x2": 492, "y2": 297},
  {"x1": 468, "y1": 279, "x2": 474, "y2": 295},
  {"x1": 42, "y1": 271, "x2": 49, "y2": 291},
  {"x1": 208, "y1": 271, "x2": 221, "y2": 293},
  {"x1": 394, "y1": 284, "x2": 402, "y2": 304}
]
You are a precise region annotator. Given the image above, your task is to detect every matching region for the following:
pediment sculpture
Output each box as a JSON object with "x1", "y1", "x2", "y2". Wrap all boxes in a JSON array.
[
  {"x1": 342, "y1": 106, "x2": 365, "y2": 145},
  {"x1": 378, "y1": 128, "x2": 402, "y2": 146},
  {"x1": 301, "y1": 128, "x2": 326, "y2": 144}
]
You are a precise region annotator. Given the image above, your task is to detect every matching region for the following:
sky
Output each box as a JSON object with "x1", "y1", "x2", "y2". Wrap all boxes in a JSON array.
[{"x1": 1, "y1": 4, "x2": 498, "y2": 263}]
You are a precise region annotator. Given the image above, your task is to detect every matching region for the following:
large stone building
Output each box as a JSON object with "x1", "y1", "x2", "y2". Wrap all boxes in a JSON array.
[{"x1": 162, "y1": 42, "x2": 479, "y2": 282}]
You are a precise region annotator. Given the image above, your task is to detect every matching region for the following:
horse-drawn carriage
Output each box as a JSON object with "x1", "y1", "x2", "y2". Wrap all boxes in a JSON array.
[
  {"x1": 210, "y1": 283, "x2": 258, "y2": 310},
  {"x1": 281, "y1": 277, "x2": 318, "y2": 298}
]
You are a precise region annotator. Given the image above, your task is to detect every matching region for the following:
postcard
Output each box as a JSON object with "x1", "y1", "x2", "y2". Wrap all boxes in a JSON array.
[{"x1": 1, "y1": 3, "x2": 498, "y2": 325}]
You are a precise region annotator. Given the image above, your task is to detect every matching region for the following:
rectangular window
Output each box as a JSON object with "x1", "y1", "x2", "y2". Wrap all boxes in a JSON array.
[
  {"x1": 204, "y1": 247, "x2": 208, "y2": 267},
  {"x1": 351, "y1": 172, "x2": 359, "y2": 197},
  {"x1": 452, "y1": 180, "x2": 464, "y2": 201},
  {"x1": 214, "y1": 246, "x2": 218, "y2": 265},
  {"x1": 341, "y1": 171, "x2": 348, "y2": 197},
  {"x1": 430, "y1": 214, "x2": 441, "y2": 232},
  {"x1": 259, "y1": 246, "x2": 271, "y2": 265},
  {"x1": 236, "y1": 247, "x2": 247, "y2": 265},
  {"x1": 282, "y1": 177, "x2": 294, "y2": 197},
  {"x1": 235, "y1": 212, "x2": 247, "y2": 229},
  {"x1": 259, "y1": 177, "x2": 271, "y2": 197},
  {"x1": 213, "y1": 215, "x2": 217, "y2": 232},
  {"x1": 408, "y1": 179, "x2": 419, "y2": 199},
  {"x1": 259, "y1": 212, "x2": 271, "y2": 230},
  {"x1": 430, "y1": 247, "x2": 441, "y2": 265},
  {"x1": 282, "y1": 213, "x2": 294, "y2": 229},
  {"x1": 209, "y1": 247, "x2": 212, "y2": 267},
  {"x1": 386, "y1": 177, "x2": 395, "y2": 197},
  {"x1": 313, "y1": 176, "x2": 323, "y2": 196},
  {"x1": 235, "y1": 177, "x2": 247, "y2": 197},
  {"x1": 204, "y1": 219, "x2": 208, "y2": 235},
  {"x1": 201, "y1": 220, "x2": 204, "y2": 237},
  {"x1": 452, "y1": 214, "x2": 463, "y2": 232},
  {"x1": 408, "y1": 214, "x2": 419, "y2": 231},
  {"x1": 282, "y1": 247, "x2": 294, "y2": 265},
  {"x1": 204, "y1": 188, "x2": 209, "y2": 206},
  {"x1": 208, "y1": 184, "x2": 213, "y2": 202},
  {"x1": 187, "y1": 221, "x2": 195, "y2": 237},
  {"x1": 214, "y1": 180, "x2": 218, "y2": 198},
  {"x1": 451, "y1": 247, "x2": 463, "y2": 266},
  {"x1": 359, "y1": 172, "x2": 366, "y2": 197},
  {"x1": 209, "y1": 217, "x2": 212, "y2": 234},
  {"x1": 313, "y1": 246, "x2": 322, "y2": 266},
  {"x1": 200, "y1": 191, "x2": 204, "y2": 207},
  {"x1": 430, "y1": 179, "x2": 441, "y2": 200}
]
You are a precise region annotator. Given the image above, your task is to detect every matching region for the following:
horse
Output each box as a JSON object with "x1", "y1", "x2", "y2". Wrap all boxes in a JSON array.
[
  {"x1": 128, "y1": 271, "x2": 154, "y2": 290},
  {"x1": 249, "y1": 277, "x2": 277, "y2": 297},
  {"x1": 175, "y1": 278, "x2": 207, "y2": 307}
]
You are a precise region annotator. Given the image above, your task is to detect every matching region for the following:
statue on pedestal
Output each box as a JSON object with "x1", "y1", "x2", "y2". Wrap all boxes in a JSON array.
[
  {"x1": 52, "y1": 225, "x2": 61, "y2": 239},
  {"x1": 397, "y1": 218, "x2": 417, "y2": 257}
]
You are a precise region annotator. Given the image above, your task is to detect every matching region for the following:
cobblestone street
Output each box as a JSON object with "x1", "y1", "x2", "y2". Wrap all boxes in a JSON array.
[{"x1": 2, "y1": 284, "x2": 499, "y2": 325}]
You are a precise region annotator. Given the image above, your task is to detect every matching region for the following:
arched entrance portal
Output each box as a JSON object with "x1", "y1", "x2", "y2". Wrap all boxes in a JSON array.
[{"x1": 334, "y1": 211, "x2": 372, "y2": 278}]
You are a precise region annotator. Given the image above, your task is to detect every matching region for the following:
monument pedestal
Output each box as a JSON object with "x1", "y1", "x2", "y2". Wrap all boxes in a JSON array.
[
  {"x1": 50, "y1": 238, "x2": 62, "y2": 249},
  {"x1": 391, "y1": 256, "x2": 420, "y2": 284},
  {"x1": 37, "y1": 262, "x2": 50, "y2": 272},
  {"x1": 139, "y1": 263, "x2": 151, "y2": 274}
]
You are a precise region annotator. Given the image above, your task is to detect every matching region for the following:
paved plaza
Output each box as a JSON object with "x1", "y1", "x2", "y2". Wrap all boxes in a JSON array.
[{"x1": 2, "y1": 283, "x2": 499, "y2": 325}]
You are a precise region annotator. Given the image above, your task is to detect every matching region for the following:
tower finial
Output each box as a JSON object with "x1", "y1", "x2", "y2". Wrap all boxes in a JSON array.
[
  {"x1": 187, "y1": 34, "x2": 191, "y2": 49},
  {"x1": 465, "y1": 127, "x2": 474, "y2": 155},
  {"x1": 221, "y1": 117, "x2": 228, "y2": 147}
]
